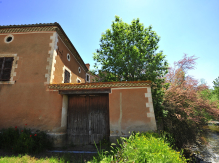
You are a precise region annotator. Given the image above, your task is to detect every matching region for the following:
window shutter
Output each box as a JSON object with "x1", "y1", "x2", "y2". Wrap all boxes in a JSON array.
[
  {"x1": 64, "y1": 70, "x2": 70, "y2": 83},
  {"x1": 0, "y1": 57, "x2": 14, "y2": 81}
]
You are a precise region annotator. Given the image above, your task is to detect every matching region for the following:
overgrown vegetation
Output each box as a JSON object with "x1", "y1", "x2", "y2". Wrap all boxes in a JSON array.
[
  {"x1": 162, "y1": 54, "x2": 219, "y2": 149},
  {"x1": 89, "y1": 131, "x2": 188, "y2": 163},
  {"x1": 0, "y1": 125, "x2": 53, "y2": 155}
]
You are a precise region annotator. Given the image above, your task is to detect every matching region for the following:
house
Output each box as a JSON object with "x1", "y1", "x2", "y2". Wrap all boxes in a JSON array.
[{"x1": 0, "y1": 23, "x2": 157, "y2": 147}]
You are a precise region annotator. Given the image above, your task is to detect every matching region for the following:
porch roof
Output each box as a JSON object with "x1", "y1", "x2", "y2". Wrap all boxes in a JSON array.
[{"x1": 48, "y1": 80, "x2": 151, "y2": 91}]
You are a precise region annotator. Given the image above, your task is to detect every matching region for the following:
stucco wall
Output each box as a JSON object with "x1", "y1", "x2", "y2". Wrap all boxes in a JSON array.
[
  {"x1": 52, "y1": 35, "x2": 86, "y2": 84},
  {"x1": 0, "y1": 32, "x2": 63, "y2": 132},
  {"x1": 109, "y1": 87, "x2": 157, "y2": 137}
]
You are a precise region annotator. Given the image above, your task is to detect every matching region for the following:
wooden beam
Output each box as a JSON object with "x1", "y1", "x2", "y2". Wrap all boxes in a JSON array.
[{"x1": 59, "y1": 88, "x2": 111, "y2": 95}]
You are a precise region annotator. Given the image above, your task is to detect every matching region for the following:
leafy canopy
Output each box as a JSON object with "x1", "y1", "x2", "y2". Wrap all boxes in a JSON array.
[
  {"x1": 93, "y1": 16, "x2": 169, "y2": 118},
  {"x1": 213, "y1": 76, "x2": 219, "y2": 99}
]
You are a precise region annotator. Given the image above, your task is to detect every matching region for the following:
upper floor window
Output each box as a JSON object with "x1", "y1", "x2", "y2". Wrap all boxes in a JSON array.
[
  {"x1": 0, "y1": 57, "x2": 14, "y2": 81},
  {"x1": 4, "y1": 35, "x2": 14, "y2": 43},
  {"x1": 78, "y1": 67, "x2": 81, "y2": 73},
  {"x1": 86, "y1": 74, "x2": 90, "y2": 82},
  {"x1": 67, "y1": 53, "x2": 70, "y2": 61},
  {"x1": 64, "y1": 69, "x2": 70, "y2": 83},
  {"x1": 76, "y1": 77, "x2": 81, "y2": 83}
]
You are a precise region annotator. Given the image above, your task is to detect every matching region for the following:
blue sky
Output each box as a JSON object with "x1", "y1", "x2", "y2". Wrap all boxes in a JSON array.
[{"x1": 0, "y1": 0, "x2": 218, "y2": 88}]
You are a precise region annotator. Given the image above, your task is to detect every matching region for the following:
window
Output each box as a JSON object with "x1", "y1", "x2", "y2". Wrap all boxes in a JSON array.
[
  {"x1": 86, "y1": 74, "x2": 90, "y2": 82},
  {"x1": 76, "y1": 77, "x2": 81, "y2": 83},
  {"x1": 78, "y1": 67, "x2": 81, "y2": 73},
  {"x1": 67, "y1": 53, "x2": 70, "y2": 61},
  {"x1": 0, "y1": 57, "x2": 14, "y2": 81},
  {"x1": 64, "y1": 69, "x2": 70, "y2": 83},
  {"x1": 4, "y1": 35, "x2": 14, "y2": 43}
]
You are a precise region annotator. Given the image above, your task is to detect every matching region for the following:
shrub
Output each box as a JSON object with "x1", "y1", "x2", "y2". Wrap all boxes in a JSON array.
[
  {"x1": 0, "y1": 125, "x2": 53, "y2": 154},
  {"x1": 89, "y1": 131, "x2": 188, "y2": 163}
]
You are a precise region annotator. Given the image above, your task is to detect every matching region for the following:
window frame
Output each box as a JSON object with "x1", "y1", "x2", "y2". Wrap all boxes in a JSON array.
[
  {"x1": 67, "y1": 53, "x2": 70, "y2": 61},
  {"x1": 76, "y1": 77, "x2": 81, "y2": 83},
  {"x1": 86, "y1": 73, "x2": 90, "y2": 82},
  {"x1": 0, "y1": 54, "x2": 18, "y2": 84},
  {"x1": 64, "y1": 69, "x2": 70, "y2": 83},
  {"x1": 62, "y1": 65, "x2": 72, "y2": 84},
  {"x1": 0, "y1": 57, "x2": 14, "y2": 81},
  {"x1": 4, "y1": 34, "x2": 14, "y2": 44}
]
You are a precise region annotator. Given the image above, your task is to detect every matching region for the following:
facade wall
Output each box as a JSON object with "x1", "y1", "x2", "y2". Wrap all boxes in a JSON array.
[
  {"x1": 109, "y1": 87, "x2": 157, "y2": 137},
  {"x1": 0, "y1": 32, "x2": 63, "y2": 132},
  {"x1": 52, "y1": 35, "x2": 86, "y2": 84}
]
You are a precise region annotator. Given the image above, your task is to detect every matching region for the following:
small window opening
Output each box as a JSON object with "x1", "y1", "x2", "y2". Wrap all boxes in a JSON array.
[
  {"x1": 67, "y1": 53, "x2": 70, "y2": 61},
  {"x1": 78, "y1": 67, "x2": 81, "y2": 73},
  {"x1": 6, "y1": 37, "x2": 13, "y2": 42},
  {"x1": 77, "y1": 80, "x2": 80, "y2": 83},
  {"x1": 64, "y1": 70, "x2": 70, "y2": 83},
  {"x1": 86, "y1": 74, "x2": 90, "y2": 82}
]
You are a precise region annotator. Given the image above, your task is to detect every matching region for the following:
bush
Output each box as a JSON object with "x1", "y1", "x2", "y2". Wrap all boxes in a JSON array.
[
  {"x1": 89, "y1": 131, "x2": 188, "y2": 163},
  {"x1": 0, "y1": 125, "x2": 53, "y2": 154}
]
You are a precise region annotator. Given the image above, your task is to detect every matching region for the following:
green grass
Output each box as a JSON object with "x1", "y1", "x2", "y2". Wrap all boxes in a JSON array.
[
  {"x1": 0, "y1": 154, "x2": 68, "y2": 163},
  {"x1": 0, "y1": 152, "x2": 92, "y2": 163}
]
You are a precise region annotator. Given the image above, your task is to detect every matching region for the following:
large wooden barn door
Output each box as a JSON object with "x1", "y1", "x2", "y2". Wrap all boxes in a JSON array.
[{"x1": 67, "y1": 94, "x2": 109, "y2": 145}]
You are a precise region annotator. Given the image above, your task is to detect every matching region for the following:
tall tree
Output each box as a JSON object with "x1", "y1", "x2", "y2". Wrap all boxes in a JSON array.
[{"x1": 93, "y1": 16, "x2": 169, "y2": 119}]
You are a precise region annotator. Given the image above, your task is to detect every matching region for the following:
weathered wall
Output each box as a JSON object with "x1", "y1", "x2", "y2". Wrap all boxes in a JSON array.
[
  {"x1": 109, "y1": 87, "x2": 157, "y2": 138},
  {"x1": 52, "y1": 35, "x2": 86, "y2": 84},
  {"x1": 0, "y1": 32, "x2": 63, "y2": 132}
]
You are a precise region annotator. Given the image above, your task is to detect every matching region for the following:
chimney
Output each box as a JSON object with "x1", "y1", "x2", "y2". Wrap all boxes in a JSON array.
[{"x1": 85, "y1": 63, "x2": 90, "y2": 70}]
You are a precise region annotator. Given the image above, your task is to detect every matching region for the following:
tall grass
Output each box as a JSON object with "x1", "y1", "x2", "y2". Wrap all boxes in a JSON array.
[{"x1": 89, "y1": 131, "x2": 189, "y2": 163}]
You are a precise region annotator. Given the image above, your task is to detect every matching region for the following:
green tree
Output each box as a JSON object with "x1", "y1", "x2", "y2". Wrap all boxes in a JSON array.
[
  {"x1": 213, "y1": 76, "x2": 219, "y2": 100},
  {"x1": 93, "y1": 16, "x2": 169, "y2": 119}
]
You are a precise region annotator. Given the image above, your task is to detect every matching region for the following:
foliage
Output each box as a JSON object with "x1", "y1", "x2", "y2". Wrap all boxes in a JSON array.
[
  {"x1": 197, "y1": 88, "x2": 219, "y2": 107},
  {"x1": 0, "y1": 125, "x2": 53, "y2": 155},
  {"x1": 213, "y1": 76, "x2": 219, "y2": 100},
  {"x1": 162, "y1": 53, "x2": 219, "y2": 148},
  {"x1": 93, "y1": 16, "x2": 169, "y2": 119},
  {"x1": 89, "y1": 131, "x2": 188, "y2": 163}
]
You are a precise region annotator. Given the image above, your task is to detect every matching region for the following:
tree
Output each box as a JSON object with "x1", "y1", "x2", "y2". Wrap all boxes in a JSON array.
[
  {"x1": 163, "y1": 54, "x2": 219, "y2": 148},
  {"x1": 213, "y1": 76, "x2": 219, "y2": 99},
  {"x1": 93, "y1": 16, "x2": 169, "y2": 119}
]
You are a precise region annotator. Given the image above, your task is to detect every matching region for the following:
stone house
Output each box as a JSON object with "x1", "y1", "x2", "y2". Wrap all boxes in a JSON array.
[{"x1": 0, "y1": 23, "x2": 157, "y2": 147}]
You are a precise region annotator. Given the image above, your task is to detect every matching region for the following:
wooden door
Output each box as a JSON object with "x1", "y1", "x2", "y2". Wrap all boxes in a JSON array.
[{"x1": 67, "y1": 94, "x2": 109, "y2": 145}]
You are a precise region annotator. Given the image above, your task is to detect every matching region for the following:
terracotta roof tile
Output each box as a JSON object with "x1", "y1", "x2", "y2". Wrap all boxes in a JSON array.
[{"x1": 48, "y1": 81, "x2": 151, "y2": 90}]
